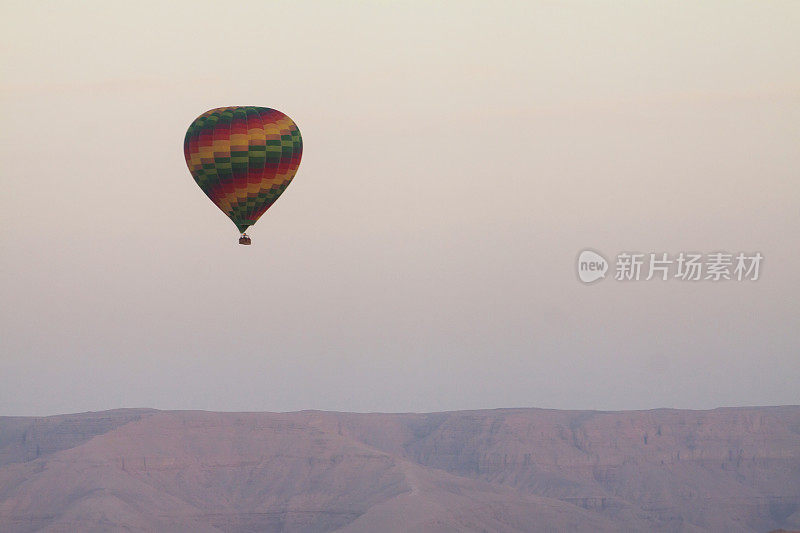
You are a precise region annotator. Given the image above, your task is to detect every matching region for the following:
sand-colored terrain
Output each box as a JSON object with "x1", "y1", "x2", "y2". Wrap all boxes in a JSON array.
[{"x1": 1, "y1": 406, "x2": 798, "y2": 532}]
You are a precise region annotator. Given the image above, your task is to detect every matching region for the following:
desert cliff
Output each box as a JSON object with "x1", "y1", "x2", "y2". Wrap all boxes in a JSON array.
[{"x1": 0, "y1": 406, "x2": 798, "y2": 532}]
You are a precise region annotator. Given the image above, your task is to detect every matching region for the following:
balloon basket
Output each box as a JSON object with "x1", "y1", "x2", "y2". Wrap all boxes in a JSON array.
[{"x1": 238, "y1": 234, "x2": 252, "y2": 245}]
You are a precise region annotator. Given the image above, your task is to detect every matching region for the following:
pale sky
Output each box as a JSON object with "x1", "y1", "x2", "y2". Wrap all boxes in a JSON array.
[{"x1": 1, "y1": 1, "x2": 798, "y2": 416}]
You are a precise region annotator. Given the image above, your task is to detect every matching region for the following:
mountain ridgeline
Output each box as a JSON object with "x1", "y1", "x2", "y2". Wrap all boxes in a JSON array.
[{"x1": 0, "y1": 406, "x2": 798, "y2": 532}]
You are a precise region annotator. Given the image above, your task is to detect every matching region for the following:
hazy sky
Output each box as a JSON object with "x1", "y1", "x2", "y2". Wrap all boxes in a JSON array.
[{"x1": 1, "y1": 1, "x2": 798, "y2": 416}]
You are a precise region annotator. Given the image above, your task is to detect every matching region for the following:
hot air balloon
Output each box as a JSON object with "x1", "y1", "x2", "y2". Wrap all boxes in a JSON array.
[{"x1": 184, "y1": 106, "x2": 303, "y2": 245}]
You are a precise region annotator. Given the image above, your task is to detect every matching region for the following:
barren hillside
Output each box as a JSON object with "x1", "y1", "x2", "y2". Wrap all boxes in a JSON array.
[{"x1": 0, "y1": 406, "x2": 798, "y2": 532}]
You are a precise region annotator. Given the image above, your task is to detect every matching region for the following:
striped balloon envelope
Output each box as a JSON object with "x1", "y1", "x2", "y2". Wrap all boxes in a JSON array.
[{"x1": 184, "y1": 106, "x2": 302, "y2": 242}]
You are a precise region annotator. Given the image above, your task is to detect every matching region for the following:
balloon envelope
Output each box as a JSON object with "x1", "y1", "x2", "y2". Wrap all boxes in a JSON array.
[{"x1": 184, "y1": 106, "x2": 302, "y2": 233}]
